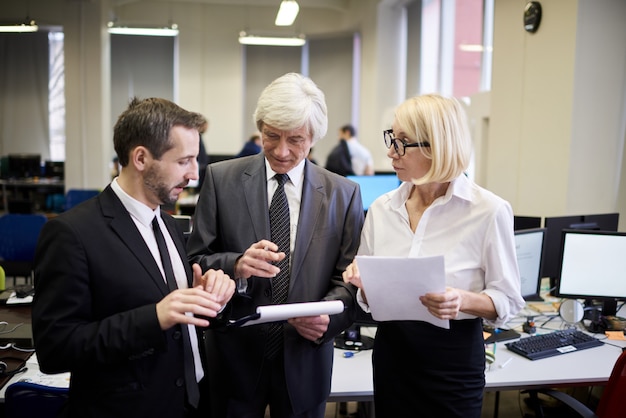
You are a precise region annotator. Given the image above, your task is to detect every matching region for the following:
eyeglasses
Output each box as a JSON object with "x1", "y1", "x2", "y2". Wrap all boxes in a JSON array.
[{"x1": 383, "y1": 129, "x2": 430, "y2": 156}]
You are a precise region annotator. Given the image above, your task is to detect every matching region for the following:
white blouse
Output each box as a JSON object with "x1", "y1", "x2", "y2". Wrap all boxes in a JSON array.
[{"x1": 357, "y1": 174, "x2": 525, "y2": 327}]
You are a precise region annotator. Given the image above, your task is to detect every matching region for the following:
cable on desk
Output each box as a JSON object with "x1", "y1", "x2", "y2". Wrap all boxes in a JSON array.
[{"x1": 0, "y1": 323, "x2": 24, "y2": 335}]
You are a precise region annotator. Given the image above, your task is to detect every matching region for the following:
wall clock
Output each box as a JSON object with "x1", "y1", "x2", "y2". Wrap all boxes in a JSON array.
[{"x1": 524, "y1": 1, "x2": 542, "y2": 33}]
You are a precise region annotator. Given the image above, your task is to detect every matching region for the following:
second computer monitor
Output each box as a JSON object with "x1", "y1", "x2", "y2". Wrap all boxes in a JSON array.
[
  {"x1": 557, "y1": 229, "x2": 626, "y2": 317},
  {"x1": 514, "y1": 215, "x2": 542, "y2": 231},
  {"x1": 515, "y1": 228, "x2": 546, "y2": 302},
  {"x1": 542, "y1": 213, "x2": 619, "y2": 282}
]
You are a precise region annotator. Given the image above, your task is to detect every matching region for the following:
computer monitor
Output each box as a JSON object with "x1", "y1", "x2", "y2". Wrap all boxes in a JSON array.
[
  {"x1": 514, "y1": 215, "x2": 542, "y2": 231},
  {"x1": 7, "y1": 154, "x2": 42, "y2": 179},
  {"x1": 556, "y1": 229, "x2": 626, "y2": 319},
  {"x1": 44, "y1": 161, "x2": 65, "y2": 179},
  {"x1": 346, "y1": 174, "x2": 400, "y2": 212},
  {"x1": 515, "y1": 228, "x2": 546, "y2": 302},
  {"x1": 542, "y1": 213, "x2": 619, "y2": 291}
]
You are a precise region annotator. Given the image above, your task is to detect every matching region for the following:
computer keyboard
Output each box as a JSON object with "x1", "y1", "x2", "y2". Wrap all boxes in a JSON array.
[{"x1": 505, "y1": 328, "x2": 603, "y2": 360}]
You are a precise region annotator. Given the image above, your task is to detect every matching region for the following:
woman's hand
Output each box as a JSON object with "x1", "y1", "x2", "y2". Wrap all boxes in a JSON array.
[
  {"x1": 420, "y1": 287, "x2": 497, "y2": 320},
  {"x1": 342, "y1": 261, "x2": 368, "y2": 303}
]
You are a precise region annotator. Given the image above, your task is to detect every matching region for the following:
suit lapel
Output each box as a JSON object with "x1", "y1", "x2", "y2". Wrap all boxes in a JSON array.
[
  {"x1": 242, "y1": 155, "x2": 270, "y2": 241},
  {"x1": 290, "y1": 161, "x2": 324, "y2": 283},
  {"x1": 99, "y1": 186, "x2": 171, "y2": 296}
]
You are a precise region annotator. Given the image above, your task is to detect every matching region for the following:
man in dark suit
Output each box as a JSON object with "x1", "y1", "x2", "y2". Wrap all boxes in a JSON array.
[
  {"x1": 187, "y1": 73, "x2": 364, "y2": 418},
  {"x1": 32, "y1": 97, "x2": 235, "y2": 418}
]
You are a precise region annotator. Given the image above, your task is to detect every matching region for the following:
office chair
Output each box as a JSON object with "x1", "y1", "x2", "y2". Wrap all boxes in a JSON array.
[
  {"x1": 0, "y1": 214, "x2": 47, "y2": 286},
  {"x1": 64, "y1": 188, "x2": 99, "y2": 211},
  {"x1": 4, "y1": 381, "x2": 69, "y2": 418},
  {"x1": 526, "y1": 350, "x2": 626, "y2": 418}
]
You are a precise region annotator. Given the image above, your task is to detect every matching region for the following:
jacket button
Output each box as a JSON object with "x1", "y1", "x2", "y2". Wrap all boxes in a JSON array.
[
  {"x1": 264, "y1": 289, "x2": 271, "y2": 297},
  {"x1": 175, "y1": 377, "x2": 184, "y2": 387},
  {"x1": 173, "y1": 330, "x2": 182, "y2": 340}
]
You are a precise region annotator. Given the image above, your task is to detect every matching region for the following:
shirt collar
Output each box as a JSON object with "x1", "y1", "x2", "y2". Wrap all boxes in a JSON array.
[
  {"x1": 111, "y1": 177, "x2": 160, "y2": 227},
  {"x1": 447, "y1": 173, "x2": 473, "y2": 202},
  {"x1": 264, "y1": 157, "x2": 305, "y2": 188},
  {"x1": 389, "y1": 173, "x2": 473, "y2": 211}
]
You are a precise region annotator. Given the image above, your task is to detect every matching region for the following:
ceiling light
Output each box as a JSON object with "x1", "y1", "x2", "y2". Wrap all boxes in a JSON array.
[
  {"x1": 107, "y1": 22, "x2": 179, "y2": 37},
  {"x1": 238, "y1": 33, "x2": 305, "y2": 47},
  {"x1": 0, "y1": 20, "x2": 38, "y2": 33},
  {"x1": 275, "y1": 0, "x2": 300, "y2": 26}
]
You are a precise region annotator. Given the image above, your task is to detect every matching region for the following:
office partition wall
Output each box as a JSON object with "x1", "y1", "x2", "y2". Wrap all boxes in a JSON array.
[
  {"x1": 242, "y1": 34, "x2": 354, "y2": 164},
  {"x1": 309, "y1": 35, "x2": 354, "y2": 166},
  {"x1": 0, "y1": 33, "x2": 50, "y2": 159},
  {"x1": 110, "y1": 34, "x2": 175, "y2": 133}
]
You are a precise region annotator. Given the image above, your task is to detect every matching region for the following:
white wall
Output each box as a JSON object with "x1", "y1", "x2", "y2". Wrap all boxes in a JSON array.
[{"x1": 488, "y1": 0, "x2": 626, "y2": 228}]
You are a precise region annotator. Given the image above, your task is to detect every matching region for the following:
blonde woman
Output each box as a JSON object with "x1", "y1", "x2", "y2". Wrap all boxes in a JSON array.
[{"x1": 343, "y1": 94, "x2": 524, "y2": 417}]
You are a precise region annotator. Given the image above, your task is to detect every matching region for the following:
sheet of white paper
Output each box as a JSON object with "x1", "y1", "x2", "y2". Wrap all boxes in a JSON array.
[
  {"x1": 242, "y1": 300, "x2": 345, "y2": 327},
  {"x1": 355, "y1": 255, "x2": 449, "y2": 329}
]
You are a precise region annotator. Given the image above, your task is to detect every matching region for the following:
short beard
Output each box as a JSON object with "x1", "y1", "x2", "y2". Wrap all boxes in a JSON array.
[{"x1": 144, "y1": 164, "x2": 177, "y2": 205}]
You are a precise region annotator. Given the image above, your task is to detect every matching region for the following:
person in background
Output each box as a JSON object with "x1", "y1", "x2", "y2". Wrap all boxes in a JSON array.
[
  {"x1": 235, "y1": 133, "x2": 262, "y2": 157},
  {"x1": 339, "y1": 124, "x2": 374, "y2": 175},
  {"x1": 324, "y1": 131, "x2": 353, "y2": 176},
  {"x1": 33, "y1": 97, "x2": 236, "y2": 418},
  {"x1": 342, "y1": 94, "x2": 524, "y2": 418},
  {"x1": 188, "y1": 72, "x2": 363, "y2": 418}
]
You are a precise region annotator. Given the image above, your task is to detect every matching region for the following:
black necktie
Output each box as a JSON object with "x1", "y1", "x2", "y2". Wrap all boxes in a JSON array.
[
  {"x1": 265, "y1": 174, "x2": 291, "y2": 359},
  {"x1": 152, "y1": 217, "x2": 200, "y2": 408}
]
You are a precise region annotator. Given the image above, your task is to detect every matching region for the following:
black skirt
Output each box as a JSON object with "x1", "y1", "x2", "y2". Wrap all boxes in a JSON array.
[{"x1": 372, "y1": 318, "x2": 485, "y2": 418}]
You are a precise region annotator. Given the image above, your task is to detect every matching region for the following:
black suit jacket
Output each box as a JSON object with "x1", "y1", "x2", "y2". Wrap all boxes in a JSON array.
[
  {"x1": 187, "y1": 154, "x2": 364, "y2": 414},
  {"x1": 32, "y1": 186, "x2": 196, "y2": 418}
]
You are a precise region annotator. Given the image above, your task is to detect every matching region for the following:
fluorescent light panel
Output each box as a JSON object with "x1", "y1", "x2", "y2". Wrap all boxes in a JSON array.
[
  {"x1": 0, "y1": 22, "x2": 38, "y2": 33},
  {"x1": 238, "y1": 35, "x2": 305, "y2": 47},
  {"x1": 107, "y1": 26, "x2": 179, "y2": 37},
  {"x1": 275, "y1": 0, "x2": 300, "y2": 26}
]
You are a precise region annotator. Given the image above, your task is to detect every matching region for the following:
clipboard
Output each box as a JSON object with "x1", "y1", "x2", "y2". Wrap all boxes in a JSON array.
[{"x1": 228, "y1": 300, "x2": 345, "y2": 327}]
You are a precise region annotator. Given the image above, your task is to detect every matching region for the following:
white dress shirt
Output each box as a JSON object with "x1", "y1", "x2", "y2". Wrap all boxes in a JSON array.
[
  {"x1": 356, "y1": 174, "x2": 525, "y2": 327},
  {"x1": 346, "y1": 137, "x2": 373, "y2": 175},
  {"x1": 265, "y1": 158, "x2": 305, "y2": 256}
]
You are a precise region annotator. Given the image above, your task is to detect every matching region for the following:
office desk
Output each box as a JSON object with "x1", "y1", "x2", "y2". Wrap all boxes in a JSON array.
[
  {"x1": 0, "y1": 354, "x2": 70, "y2": 402},
  {"x1": 0, "y1": 305, "x2": 34, "y2": 401},
  {"x1": 0, "y1": 305, "x2": 69, "y2": 403},
  {"x1": 330, "y1": 326, "x2": 626, "y2": 401},
  {"x1": 0, "y1": 178, "x2": 64, "y2": 212}
]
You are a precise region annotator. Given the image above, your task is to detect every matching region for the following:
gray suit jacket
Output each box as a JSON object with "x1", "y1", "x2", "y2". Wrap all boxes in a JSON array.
[{"x1": 187, "y1": 153, "x2": 364, "y2": 414}]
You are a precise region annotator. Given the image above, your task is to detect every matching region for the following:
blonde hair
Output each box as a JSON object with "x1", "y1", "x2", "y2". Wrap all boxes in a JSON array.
[{"x1": 394, "y1": 94, "x2": 471, "y2": 185}]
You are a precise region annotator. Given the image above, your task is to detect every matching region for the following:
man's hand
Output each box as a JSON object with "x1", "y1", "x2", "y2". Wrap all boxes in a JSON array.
[
  {"x1": 156, "y1": 287, "x2": 225, "y2": 330},
  {"x1": 192, "y1": 264, "x2": 235, "y2": 307},
  {"x1": 234, "y1": 239, "x2": 285, "y2": 280},
  {"x1": 288, "y1": 315, "x2": 330, "y2": 342}
]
